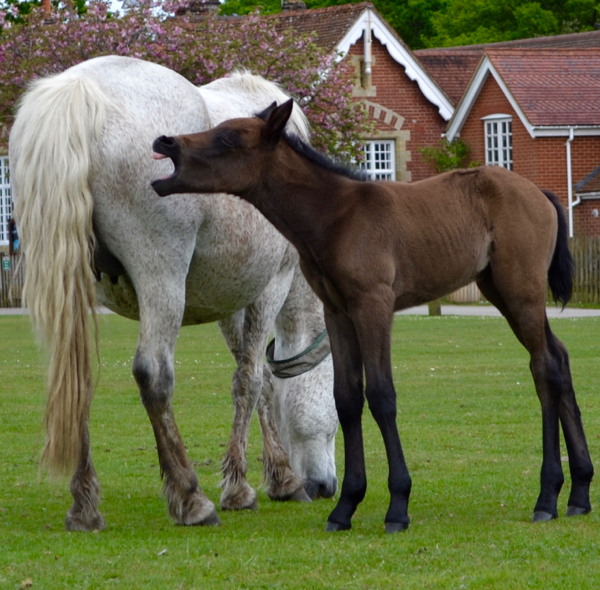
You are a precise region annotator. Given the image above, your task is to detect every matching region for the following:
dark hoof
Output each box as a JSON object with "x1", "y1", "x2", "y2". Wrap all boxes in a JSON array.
[
  {"x1": 532, "y1": 511, "x2": 557, "y2": 523},
  {"x1": 193, "y1": 511, "x2": 221, "y2": 527},
  {"x1": 325, "y1": 520, "x2": 351, "y2": 532},
  {"x1": 385, "y1": 520, "x2": 409, "y2": 534},
  {"x1": 291, "y1": 487, "x2": 312, "y2": 503},
  {"x1": 566, "y1": 505, "x2": 591, "y2": 517}
]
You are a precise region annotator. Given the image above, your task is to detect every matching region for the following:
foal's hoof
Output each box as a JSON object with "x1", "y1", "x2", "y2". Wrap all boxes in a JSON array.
[
  {"x1": 325, "y1": 520, "x2": 351, "y2": 532},
  {"x1": 220, "y1": 482, "x2": 258, "y2": 511},
  {"x1": 566, "y1": 505, "x2": 591, "y2": 517},
  {"x1": 532, "y1": 510, "x2": 557, "y2": 523},
  {"x1": 385, "y1": 520, "x2": 409, "y2": 534}
]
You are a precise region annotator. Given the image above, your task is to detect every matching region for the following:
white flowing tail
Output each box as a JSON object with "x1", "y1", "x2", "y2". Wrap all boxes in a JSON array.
[{"x1": 10, "y1": 72, "x2": 109, "y2": 475}]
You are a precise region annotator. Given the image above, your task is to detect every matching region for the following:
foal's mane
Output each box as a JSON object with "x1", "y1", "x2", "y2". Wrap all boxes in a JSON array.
[
  {"x1": 255, "y1": 106, "x2": 366, "y2": 182},
  {"x1": 283, "y1": 132, "x2": 367, "y2": 182}
]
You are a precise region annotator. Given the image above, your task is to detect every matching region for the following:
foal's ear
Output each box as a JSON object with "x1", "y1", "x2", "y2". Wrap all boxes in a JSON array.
[{"x1": 263, "y1": 99, "x2": 294, "y2": 146}]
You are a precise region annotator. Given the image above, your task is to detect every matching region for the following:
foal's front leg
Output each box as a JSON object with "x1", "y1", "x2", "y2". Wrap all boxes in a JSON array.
[{"x1": 324, "y1": 310, "x2": 367, "y2": 531}]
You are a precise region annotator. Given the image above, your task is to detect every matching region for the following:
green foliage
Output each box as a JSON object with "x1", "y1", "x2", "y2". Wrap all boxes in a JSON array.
[
  {"x1": 419, "y1": 137, "x2": 479, "y2": 172},
  {"x1": 423, "y1": 0, "x2": 600, "y2": 48},
  {"x1": 237, "y1": 0, "x2": 600, "y2": 49},
  {"x1": 2, "y1": 313, "x2": 600, "y2": 588},
  {"x1": 218, "y1": 0, "x2": 280, "y2": 16}
]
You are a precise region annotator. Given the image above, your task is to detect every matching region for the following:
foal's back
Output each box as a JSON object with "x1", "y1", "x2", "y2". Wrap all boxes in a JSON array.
[{"x1": 346, "y1": 166, "x2": 557, "y2": 309}]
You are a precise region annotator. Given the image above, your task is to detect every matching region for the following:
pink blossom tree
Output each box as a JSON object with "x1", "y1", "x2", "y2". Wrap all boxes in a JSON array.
[{"x1": 0, "y1": 0, "x2": 372, "y2": 157}]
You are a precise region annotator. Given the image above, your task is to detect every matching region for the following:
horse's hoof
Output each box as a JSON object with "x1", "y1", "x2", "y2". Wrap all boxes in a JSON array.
[
  {"x1": 385, "y1": 520, "x2": 409, "y2": 534},
  {"x1": 566, "y1": 505, "x2": 591, "y2": 517},
  {"x1": 532, "y1": 510, "x2": 557, "y2": 523},
  {"x1": 65, "y1": 511, "x2": 106, "y2": 532},
  {"x1": 291, "y1": 487, "x2": 312, "y2": 503},
  {"x1": 325, "y1": 520, "x2": 351, "y2": 532},
  {"x1": 180, "y1": 507, "x2": 221, "y2": 527},
  {"x1": 220, "y1": 484, "x2": 258, "y2": 511}
]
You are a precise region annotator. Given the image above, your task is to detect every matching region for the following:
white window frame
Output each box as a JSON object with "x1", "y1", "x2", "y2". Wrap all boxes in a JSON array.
[
  {"x1": 360, "y1": 140, "x2": 396, "y2": 181},
  {"x1": 0, "y1": 156, "x2": 11, "y2": 246},
  {"x1": 483, "y1": 114, "x2": 513, "y2": 170}
]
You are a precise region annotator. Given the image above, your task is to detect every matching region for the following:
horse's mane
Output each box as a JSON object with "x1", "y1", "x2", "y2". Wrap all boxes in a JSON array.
[
  {"x1": 203, "y1": 70, "x2": 311, "y2": 142},
  {"x1": 283, "y1": 132, "x2": 367, "y2": 182}
]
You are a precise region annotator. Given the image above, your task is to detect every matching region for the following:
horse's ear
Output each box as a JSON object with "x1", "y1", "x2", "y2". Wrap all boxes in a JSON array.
[{"x1": 263, "y1": 99, "x2": 294, "y2": 146}]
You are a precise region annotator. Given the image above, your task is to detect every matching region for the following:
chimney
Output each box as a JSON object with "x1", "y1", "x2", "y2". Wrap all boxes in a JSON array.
[
  {"x1": 177, "y1": 0, "x2": 221, "y2": 18},
  {"x1": 281, "y1": 1, "x2": 307, "y2": 10}
]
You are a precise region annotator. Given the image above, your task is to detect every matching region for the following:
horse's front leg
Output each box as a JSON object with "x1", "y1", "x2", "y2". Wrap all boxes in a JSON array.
[
  {"x1": 133, "y1": 295, "x2": 219, "y2": 526},
  {"x1": 218, "y1": 272, "x2": 305, "y2": 509}
]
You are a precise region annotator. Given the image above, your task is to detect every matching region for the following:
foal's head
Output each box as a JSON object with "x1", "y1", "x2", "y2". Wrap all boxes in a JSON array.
[{"x1": 151, "y1": 99, "x2": 294, "y2": 197}]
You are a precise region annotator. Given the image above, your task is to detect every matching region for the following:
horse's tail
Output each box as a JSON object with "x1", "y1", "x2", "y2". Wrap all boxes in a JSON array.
[
  {"x1": 543, "y1": 190, "x2": 574, "y2": 308},
  {"x1": 10, "y1": 72, "x2": 109, "y2": 476}
]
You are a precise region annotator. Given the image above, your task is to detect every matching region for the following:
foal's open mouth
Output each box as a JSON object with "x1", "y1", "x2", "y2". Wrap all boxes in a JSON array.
[{"x1": 151, "y1": 136, "x2": 180, "y2": 196}]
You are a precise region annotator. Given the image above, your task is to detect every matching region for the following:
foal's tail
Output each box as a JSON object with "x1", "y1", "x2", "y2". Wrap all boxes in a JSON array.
[
  {"x1": 543, "y1": 190, "x2": 574, "y2": 308},
  {"x1": 10, "y1": 73, "x2": 109, "y2": 476}
]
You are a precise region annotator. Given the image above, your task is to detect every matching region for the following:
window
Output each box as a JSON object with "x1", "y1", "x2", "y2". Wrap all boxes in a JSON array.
[
  {"x1": 0, "y1": 156, "x2": 11, "y2": 246},
  {"x1": 483, "y1": 115, "x2": 512, "y2": 170},
  {"x1": 360, "y1": 140, "x2": 396, "y2": 180}
]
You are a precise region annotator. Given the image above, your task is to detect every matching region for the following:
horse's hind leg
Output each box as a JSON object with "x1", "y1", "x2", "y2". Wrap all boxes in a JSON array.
[
  {"x1": 65, "y1": 420, "x2": 105, "y2": 531},
  {"x1": 477, "y1": 273, "x2": 593, "y2": 520},
  {"x1": 133, "y1": 291, "x2": 219, "y2": 526}
]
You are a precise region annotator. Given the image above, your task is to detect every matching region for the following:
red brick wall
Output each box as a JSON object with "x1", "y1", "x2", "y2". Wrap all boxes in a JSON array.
[
  {"x1": 348, "y1": 38, "x2": 447, "y2": 182},
  {"x1": 458, "y1": 75, "x2": 600, "y2": 236}
]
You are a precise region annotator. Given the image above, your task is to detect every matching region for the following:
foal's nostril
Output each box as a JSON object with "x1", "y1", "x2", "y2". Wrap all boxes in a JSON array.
[{"x1": 158, "y1": 135, "x2": 175, "y2": 146}]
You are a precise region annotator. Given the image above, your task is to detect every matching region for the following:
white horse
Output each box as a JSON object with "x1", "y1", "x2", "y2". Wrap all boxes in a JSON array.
[{"x1": 9, "y1": 55, "x2": 337, "y2": 531}]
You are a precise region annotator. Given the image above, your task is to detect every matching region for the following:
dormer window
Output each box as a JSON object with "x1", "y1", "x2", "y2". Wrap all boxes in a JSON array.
[{"x1": 483, "y1": 114, "x2": 512, "y2": 170}]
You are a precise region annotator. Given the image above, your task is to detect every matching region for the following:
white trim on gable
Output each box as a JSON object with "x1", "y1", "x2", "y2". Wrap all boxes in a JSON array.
[
  {"x1": 446, "y1": 55, "x2": 600, "y2": 141},
  {"x1": 335, "y1": 8, "x2": 454, "y2": 121}
]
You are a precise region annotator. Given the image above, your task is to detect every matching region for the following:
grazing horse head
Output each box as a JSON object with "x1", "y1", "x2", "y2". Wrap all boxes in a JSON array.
[{"x1": 152, "y1": 100, "x2": 294, "y2": 198}]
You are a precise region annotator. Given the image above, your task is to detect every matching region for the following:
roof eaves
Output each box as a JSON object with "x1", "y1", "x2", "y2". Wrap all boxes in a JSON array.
[
  {"x1": 446, "y1": 55, "x2": 534, "y2": 141},
  {"x1": 335, "y1": 7, "x2": 454, "y2": 121}
]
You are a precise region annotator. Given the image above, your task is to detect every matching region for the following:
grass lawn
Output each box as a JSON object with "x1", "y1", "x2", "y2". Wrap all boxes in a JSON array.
[{"x1": 1, "y1": 312, "x2": 600, "y2": 589}]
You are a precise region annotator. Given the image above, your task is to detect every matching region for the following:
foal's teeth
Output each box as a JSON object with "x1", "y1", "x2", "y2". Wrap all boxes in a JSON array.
[{"x1": 152, "y1": 152, "x2": 167, "y2": 160}]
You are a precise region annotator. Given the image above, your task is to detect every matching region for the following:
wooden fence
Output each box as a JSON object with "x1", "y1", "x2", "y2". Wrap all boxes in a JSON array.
[
  {"x1": 0, "y1": 252, "x2": 23, "y2": 308},
  {"x1": 1, "y1": 238, "x2": 600, "y2": 308},
  {"x1": 442, "y1": 237, "x2": 600, "y2": 305}
]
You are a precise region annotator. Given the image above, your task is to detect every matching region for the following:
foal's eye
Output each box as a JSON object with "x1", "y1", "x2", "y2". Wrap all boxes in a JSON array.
[{"x1": 219, "y1": 133, "x2": 237, "y2": 149}]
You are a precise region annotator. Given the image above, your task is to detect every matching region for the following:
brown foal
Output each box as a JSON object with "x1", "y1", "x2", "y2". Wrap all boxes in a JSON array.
[{"x1": 152, "y1": 99, "x2": 593, "y2": 533}]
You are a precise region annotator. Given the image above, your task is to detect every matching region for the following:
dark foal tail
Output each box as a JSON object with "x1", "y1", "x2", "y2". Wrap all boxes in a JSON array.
[{"x1": 543, "y1": 190, "x2": 574, "y2": 308}]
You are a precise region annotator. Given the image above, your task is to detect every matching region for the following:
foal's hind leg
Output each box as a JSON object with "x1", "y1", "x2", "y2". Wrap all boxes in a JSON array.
[
  {"x1": 133, "y1": 293, "x2": 219, "y2": 526},
  {"x1": 477, "y1": 274, "x2": 593, "y2": 521}
]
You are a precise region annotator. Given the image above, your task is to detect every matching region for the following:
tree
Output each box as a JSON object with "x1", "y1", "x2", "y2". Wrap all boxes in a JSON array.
[
  {"x1": 0, "y1": 0, "x2": 372, "y2": 159},
  {"x1": 422, "y1": 0, "x2": 599, "y2": 47}
]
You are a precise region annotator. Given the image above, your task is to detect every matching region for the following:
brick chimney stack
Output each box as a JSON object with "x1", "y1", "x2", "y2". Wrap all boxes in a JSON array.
[{"x1": 281, "y1": 1, "x2": 307, "y2": 10}]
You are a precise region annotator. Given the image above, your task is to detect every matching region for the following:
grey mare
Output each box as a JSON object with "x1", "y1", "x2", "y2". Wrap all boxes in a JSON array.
[{"x1": 9, "y1": 56, "x2": 337, "y2": 531}]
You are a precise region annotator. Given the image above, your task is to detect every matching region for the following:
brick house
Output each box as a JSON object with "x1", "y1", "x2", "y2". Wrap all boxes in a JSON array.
[
  {"x1": 417, "y1": 37, "x2": 600, "y2": 237},
  {"x1": 273, "y1": 2, "x2": 453, "y2": 183}
]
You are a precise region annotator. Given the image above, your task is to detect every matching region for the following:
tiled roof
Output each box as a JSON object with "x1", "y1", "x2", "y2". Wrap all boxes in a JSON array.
[
  {"x1": 415, "y1": 30, "x2": 600, "y2": 108},
  {"x1": 414, "y1": 51, "x2": 481, "y2": 106},
  {"x1": 485, "y1": 48, "x2": 600, "y2": 126},
  {"x1": 268, "y1": 2, "x2": 370, "y2": 52},
  {"x1": 576, "y1": 165, "x2": 600, "y2": 194}
]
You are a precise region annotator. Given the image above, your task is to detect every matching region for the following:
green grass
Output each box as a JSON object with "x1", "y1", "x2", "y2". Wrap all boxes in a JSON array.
[{"x1": 2, "y1": 313, "x2": 600, "y2": 589}]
